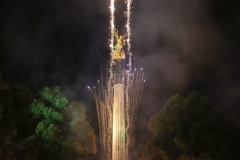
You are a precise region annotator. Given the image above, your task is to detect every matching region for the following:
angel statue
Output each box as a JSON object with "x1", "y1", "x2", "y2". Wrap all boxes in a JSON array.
[{"x1": 113, "y1": 29, "x2": 127, "y2": 59}]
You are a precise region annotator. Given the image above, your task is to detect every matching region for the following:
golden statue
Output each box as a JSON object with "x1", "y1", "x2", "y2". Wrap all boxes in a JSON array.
[{"x1": 113, "y1": 29, "x2": 127, "y2": 59}]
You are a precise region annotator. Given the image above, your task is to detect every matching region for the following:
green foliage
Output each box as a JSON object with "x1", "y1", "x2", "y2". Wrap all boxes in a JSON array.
[
  {"x1": 30, "y1": 87, "x2": 68, "y2": 141},
  {"x1": 31, "y1": 100, "x2": 63, "y2": 122},
  {"x1": 27, "y1": 87, "x2": 96, "y2": 159},
  {"x1": 0, "y1": 82, "x2": 97, "y2": 159},
  {"x1": 30, "y1": 100, "x2": 44, "y2": 116},
  {"x1": 147, "y1": 92, "x2": 240, "y2": 160},
  {"x1": 40, "y1": 87, "x2": 68, "y2": 110},
  {"x1": 35, "y1": 120, "x2": 58, "y2": 140}
]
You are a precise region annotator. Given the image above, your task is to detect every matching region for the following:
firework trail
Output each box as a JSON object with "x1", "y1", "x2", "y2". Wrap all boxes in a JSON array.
[
  {"x1": 109, "y1": 0, "x2": 115, "y2": 76},
  {"x1": 126, "y1": 0, "x2": 132, "y2": 71},
  {"x1": 125, "y1": 0, "x2": 134, "y2": 158},
  {"x1": 89, "y1": 77, "x2": 113, "y2": 160}
]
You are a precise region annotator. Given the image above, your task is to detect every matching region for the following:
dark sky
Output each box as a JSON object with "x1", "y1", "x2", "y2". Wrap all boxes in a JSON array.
[{"x1": 1, "y1": 0, "x2": 240, "y2": 145}]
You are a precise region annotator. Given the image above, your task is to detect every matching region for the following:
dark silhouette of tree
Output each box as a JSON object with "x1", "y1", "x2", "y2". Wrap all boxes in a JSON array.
[
  {"x1": 145, "y1": 92, "x2": 240, "y2": 160},
  {"x1": 0, "y1": 78, "x2": 17, "y2": 159},
  {"x1": 0, "y1": 82, "x2": 35, "y2": 159}
]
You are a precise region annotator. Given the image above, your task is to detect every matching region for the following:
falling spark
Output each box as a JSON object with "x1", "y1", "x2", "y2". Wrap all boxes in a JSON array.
[
  {"x1": 126, "y1": 0, "x2": 132, "y2": 71},
  {"x1": 92, "y1": 69, "x2": 144, "y2": 160},
  {"x1": 125, "y1": 1, "x2": 134, "y2": 157},
  {"x1": 109, "y1": 0, "x2": 115, "y2": 74}
]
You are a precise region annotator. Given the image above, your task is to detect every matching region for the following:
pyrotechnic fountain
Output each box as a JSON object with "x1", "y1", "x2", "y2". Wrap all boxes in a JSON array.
[{"x1": 89, "y1": 0, "x2": 144, "y2": 159}]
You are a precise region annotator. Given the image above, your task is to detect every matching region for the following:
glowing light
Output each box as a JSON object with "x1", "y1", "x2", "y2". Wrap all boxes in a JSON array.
[
  {"x1": 126, "y1": 0, "x2": 132, "y2": 72},
  {"x1": 92, "y1": 68, "x2": 144, "y2": 160},
  {"x1": 91, "y1": 0, "x2": 145, "y2": 159},
  {"x1": 109, "y1": 0, "x2": 115, "y2": 64}
]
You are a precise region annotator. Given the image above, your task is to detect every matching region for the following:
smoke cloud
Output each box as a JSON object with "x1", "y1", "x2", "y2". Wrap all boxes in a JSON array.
[{"x1": 130, "y1": 0, "x2": 240, "y2": 145}]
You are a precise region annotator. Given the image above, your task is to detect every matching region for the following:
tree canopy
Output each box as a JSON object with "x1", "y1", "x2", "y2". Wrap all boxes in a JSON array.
[
  {"x1": 146, "y1": 92, "x2": 240, "y2": 160},
  {"x1": 0, "y1": 83, "x2": 97, "y2": 160},
  {"x1": 26, "y1": 87, "x2": 97, "y2": 159},
  {"x1": 30, "y1": 86, "x2": 68, "y2": 141},
  {"x1": 0, "y1": 80, "x2": 33, "y2": 159}
]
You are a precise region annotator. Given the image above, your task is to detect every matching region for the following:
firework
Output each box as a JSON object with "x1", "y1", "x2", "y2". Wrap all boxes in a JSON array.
[{"x1": 90, "y1": 0, "x2": 144, "y2": 159}]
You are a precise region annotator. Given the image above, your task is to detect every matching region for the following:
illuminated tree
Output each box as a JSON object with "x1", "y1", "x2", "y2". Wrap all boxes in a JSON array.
[
  {"x1": 30, "y1": 87, "x2": 68, "y2": 141},
  {"x1": 28, "y1": 87, "x2": 96, "y2": 159}
]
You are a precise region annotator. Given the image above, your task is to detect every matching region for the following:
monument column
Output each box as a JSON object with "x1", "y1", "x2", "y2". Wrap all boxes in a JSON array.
[{"x1": 112, "y1": 59, "x2": 125, "y2": 160}]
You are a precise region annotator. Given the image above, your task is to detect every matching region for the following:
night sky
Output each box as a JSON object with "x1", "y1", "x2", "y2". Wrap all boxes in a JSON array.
[{"x1": 1, "y1": 0, "x2": 240, "y2": 145}]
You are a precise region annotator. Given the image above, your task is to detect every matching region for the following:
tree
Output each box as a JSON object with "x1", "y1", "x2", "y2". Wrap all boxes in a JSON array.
[
  {"x1": 0, "y1": 78, "x2": 17, "y2": 160},
  {"x1": 147, "y1": 92, "x2": 240, "y2": 160},
  {"x1": 12, "y1": 83, "x2": 34, "y2": 139},
  {"x1": 27, "y1": 86, "x2": 69, "y2": 159},
  {"x1": 26, "y1": 87, "x2": 96, "y2": 160},
  {"x1": 0, "y1": 80, "x2": 35, "y2": 159},
  {"x1": 63, "y1": 101, "x2": 97, "y2": 159},
  {"x1": 30, "y1": 86, "x2": 68, "y2": 141}
]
